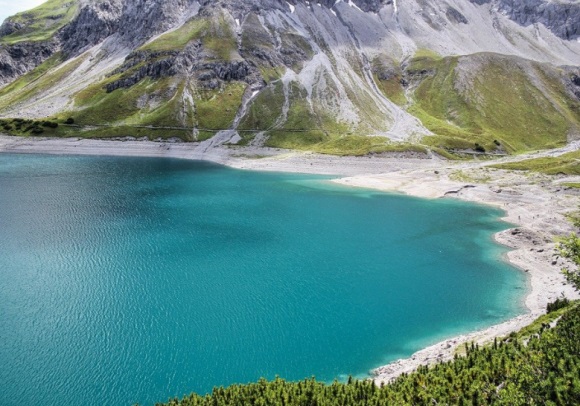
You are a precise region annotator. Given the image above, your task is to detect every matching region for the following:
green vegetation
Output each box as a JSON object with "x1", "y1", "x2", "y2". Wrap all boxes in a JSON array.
[
  {"x1": 563, "y1": 183, "x2": 580, "y2": 189},
  {"x1": 159, "y1": 300, "x2": 580, "y2": 406},
  {"x1": 372, "y1": 55, "x2": 408, "y2": 106},
  {"x1": 72, "y1": 126, "x2": 190, "y2": 140},
  {"x1": 73, "y1": 77, "x2": 179, "y2": 125},
  {"x1": 241, "y1": 13, "x2": 275, "y2": 54},
  {"x1": 0, "y1": 53, "x2": 86, "y2": 112},
  {"x1": 374, "y1": 72, "x2": 406, "y2": 106},
  {"x1": 408, "y1": 53, "x2": 580, "y2": 154},
  {"x1": 139, "y1": 19, "x2": 208, "y2": 52},
  {"x1": 413, "y1": 48, "x2": 442, "y2": 60},
  {"x1": 0, "y1": 117, "x2": 193, "y2": 140},
  {"x1": 309, "y1": 137, "x2": 427, "y2": 156},
  {"x1": 239, "y1": 80, "x2": 426, "y2": 155},
  {"x1": 203, "y1": 16, "x2": 238, "y2": 61},
  {"x1": 557, "y1": 210, "x2": 580, "y2": 290},
  {"x1": 0, "y1": 53, "x2": 62, "y2": 101},
  {"x1": 491, "y1": 151, "x2": 580, "y2": 175},
  {"x1": 0, "y1": 0, "x2": 79, "y2": 44},
  {"x1": 237, "y1": 83, "x2": 284, "y2": 143},
  {"x1": 140, "y1": 13, "x2": 237, "y2": 60},
  {"x1": 449, "y1": 169, "x2": 492, "y2": 183},
  {"x1": 196, "y1": 82, "x2": 246, "y2": 129},
  {"x1": 0, "y1": 118, "x2": 66, "y2": 137},
  {"x1": 72, "y1": 72, "x2": 244, "y2": 137}
]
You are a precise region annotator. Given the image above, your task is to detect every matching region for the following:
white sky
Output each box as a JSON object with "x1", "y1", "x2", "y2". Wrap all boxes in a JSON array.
[{"x1": 0, "y1": 0, "x2": 47, "y2": 24}]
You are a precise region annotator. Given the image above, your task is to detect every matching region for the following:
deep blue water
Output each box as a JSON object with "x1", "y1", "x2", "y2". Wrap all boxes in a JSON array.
[{"x1": 0, "y1": 154, "x2": 526, "y2": 405}]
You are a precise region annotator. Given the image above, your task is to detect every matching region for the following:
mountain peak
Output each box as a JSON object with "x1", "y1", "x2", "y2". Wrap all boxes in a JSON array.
[{"x1": 0, "y1": 0, "x2": 578, "y2": 155}]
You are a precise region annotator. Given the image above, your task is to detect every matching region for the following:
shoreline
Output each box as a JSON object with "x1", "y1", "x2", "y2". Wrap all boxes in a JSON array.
[
  {"x1": 2, "y1": 134, "x2": 580, "y2": 383},
  {"x1": 336, "y1": 171, "x2": 580, "y2": 382}
]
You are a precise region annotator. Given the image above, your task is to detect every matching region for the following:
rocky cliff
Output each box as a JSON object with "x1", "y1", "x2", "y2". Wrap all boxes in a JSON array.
[
  {"x1": 0, "y1": 0, "x2": 578, "y2": 155},
  {"x1": 470, "y1": 0, "x2": 580, "y2": 40}
]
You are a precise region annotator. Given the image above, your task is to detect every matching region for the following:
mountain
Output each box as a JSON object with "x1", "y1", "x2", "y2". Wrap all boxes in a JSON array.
[{"x1": 0, "y1": 0, "x2": 579, "y2": 155}]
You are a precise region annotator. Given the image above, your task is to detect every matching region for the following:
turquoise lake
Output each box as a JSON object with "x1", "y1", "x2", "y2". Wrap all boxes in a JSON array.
[{"x1": 0, "y1": 153, "x2": 527, "y2": 405}]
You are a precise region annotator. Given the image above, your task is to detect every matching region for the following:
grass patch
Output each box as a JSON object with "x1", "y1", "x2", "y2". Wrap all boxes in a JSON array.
[
  {"x1": 515, "y1": 301, "x2": 578, "y2": 340},
  {"x1": 202, "y1": 14, "x2": 238, "y2": 61},
  {"x1": 310, "y1": 136, "x2": 427, "y2": 156},
  {"x1": 0, "y1": 53, "x2": 86, "y2": 112},
  {"x1": 413, "y1": 48, "x2": 442, "y2": 60},
  {"x1": 241, "y1": 13, "x2": 275, "y2": 53},
  {"x1": 374, "y1": 73, "x2": 406, "y2": 106},
  {"x1": 139, "y1": 12, "x2": 237, "y2": 60},
  {"x1": 491, "y1": 150, "x2": 580, "y2": 175},
  {"x1": 72, "y1": 69, "x2": 246, "y2": 135},
  {"x1": 449, "y1": 169, "x2": 492, "y2": 183},
  {"x1": 259, "y1": 66, "x2": 284, "y2": 83},
  {"x1": 264, "y1": 82, "x2": 329, "y2": 149},
  {"x1": 74, "y1": 126, "x2": 191, "y2": 140},
  {"x1": 196, "y1": 82, "x2": 246, "y2": 129},
  {"x1": 238, "y1": 82, "x2": 284, "y2": 132},
  {"x1": 139, "y1": 19, "x2": 208, "y2": 52},
  {"x1": 73, "y1": 77, "x2": 177, "y2": 125},
  {"x1": 408, "y1": 54, "x2": 577, "y2": 154},
  {"x1": 0, "y1": 118, "x2": 65, "y2": 137},
  {"x1": 563, "y1": 183, "x2": 580, "y2": 189},
  {"x1": 0, "y1": 52, "x2": 62, "y2": 100},
  {"x1": 1, "y1": 0, "x2": 78, "y2": 44}
]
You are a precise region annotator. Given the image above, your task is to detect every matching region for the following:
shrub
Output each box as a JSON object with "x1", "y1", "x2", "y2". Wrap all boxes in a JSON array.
[
  {"x1": 474, "y1": 143, "x2": 486, "y2": 153},
  {"x1": 42, "y1": 121, "x2": 59, "y2": 128},
  {"x1": 547, "y1": 296, "x2": 570, "y2": 313}
]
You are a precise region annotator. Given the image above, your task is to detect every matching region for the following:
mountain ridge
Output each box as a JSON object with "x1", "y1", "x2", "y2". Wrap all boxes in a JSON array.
[{"x1": 0, "y1": 0, "x2": 579, "y2": 155}]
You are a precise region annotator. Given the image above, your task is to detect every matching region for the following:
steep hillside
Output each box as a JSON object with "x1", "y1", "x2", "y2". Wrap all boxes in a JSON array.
[{"x1": 0, "y1": 0, "x2": 579, "y2": 154}]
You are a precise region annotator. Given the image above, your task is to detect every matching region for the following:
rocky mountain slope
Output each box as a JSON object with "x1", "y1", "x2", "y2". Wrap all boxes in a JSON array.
[{"x1": 0, "y1": 0, "x2": 579, "y2": 155}]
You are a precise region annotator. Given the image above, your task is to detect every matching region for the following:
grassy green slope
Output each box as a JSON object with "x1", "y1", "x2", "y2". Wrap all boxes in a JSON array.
[
  {"x1": 409, "y1": 53, "x2": 580, "y2": 154},
  {"x1": 0, "y1": 52, "x2": 64, "y2": 104},
  {"x1": 140, "y1": 12, "x2": 237, "y2": 61},
  {"x1": 492, "y1": 150, "x2": 580, "y2": 175},
  {"x1": 54, "y1": 10, "x2": 245, "y2": 140},
  {"x1": 0, "y1": 52, "x2": 86, "y2": 113},
  {"x1": 70, "y1": 73, "x2": 246, "y2": 140},
  {"x1": 0, "y1": 0, "x2": 79, "y2": 44}
]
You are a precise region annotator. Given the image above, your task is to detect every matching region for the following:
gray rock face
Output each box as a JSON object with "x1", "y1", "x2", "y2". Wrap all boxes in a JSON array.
[
  {"x1": 106, "y1": 50, "x2": 180, "y2": 92},
  {"x1": 116, "y1": 0, "x2": 198, "y2": 45},
  {"x1": 471, "y1": 0, "x2": 580, "y2": 40},
  {"x1": 60, "y1": 0, "x2": 123, "y2": 56},
  {"x1": 0, "y1": 20, "x2": 24, "y2": 37},
  {"x1": 446, "y1": 7, "x2": 468, "y2": 24},
  {"x1": 0, "y1": 41, "x2": 57, "y2": 84}
]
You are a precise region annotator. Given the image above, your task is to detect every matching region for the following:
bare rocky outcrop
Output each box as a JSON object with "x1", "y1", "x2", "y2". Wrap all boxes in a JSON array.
[
  {"x1": 470, "y1": 0, "x2": 580, "y2": 40},
  {"x1": 60, "y1": 0, "x2": 123, "y2": 56},
  {"x1": 0, "y1": 41, "x2": 58, "y2": 84}
]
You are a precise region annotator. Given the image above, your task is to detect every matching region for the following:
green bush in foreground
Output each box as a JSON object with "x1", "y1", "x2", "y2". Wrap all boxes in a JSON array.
[
  {"x1": 558, "y1": 212, "x2": 580, "y2": 290},
  {"x1": 156, "y1": 301, "x2": 580, "y2": 406}
]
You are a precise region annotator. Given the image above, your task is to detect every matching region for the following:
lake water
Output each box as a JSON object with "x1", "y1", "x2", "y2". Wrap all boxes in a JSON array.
[{"x1": 0, "y1": 154, "x2": 527, "y2": 405}]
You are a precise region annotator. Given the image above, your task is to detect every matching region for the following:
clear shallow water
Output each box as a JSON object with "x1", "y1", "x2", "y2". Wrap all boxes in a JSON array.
[{"x1": 0, "y1": 154, "x2": 526, "y2": 405}]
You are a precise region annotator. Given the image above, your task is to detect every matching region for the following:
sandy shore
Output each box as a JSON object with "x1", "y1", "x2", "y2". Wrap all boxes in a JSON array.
[{"x1": 2, "y1": 134, "x2": 580, "y2": 383}]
